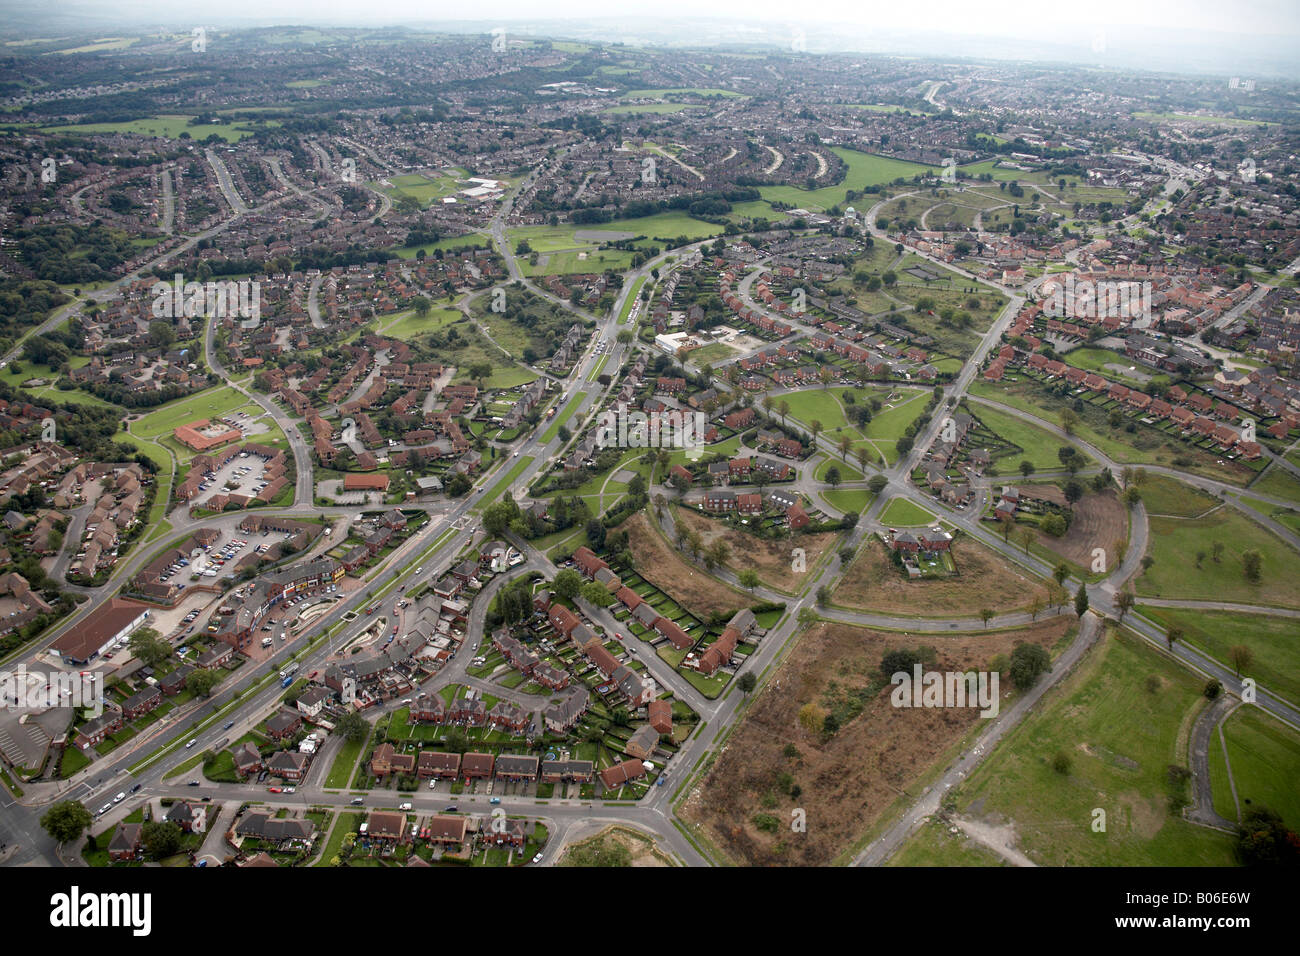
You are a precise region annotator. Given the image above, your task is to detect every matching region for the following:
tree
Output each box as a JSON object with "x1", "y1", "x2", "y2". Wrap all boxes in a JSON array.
[
  {"x1": 581, "y1": 581, "x2": 612, "y2": 607},
  {"x1": 335, "y1": 710, "x2": 369, "y2": 743},
  {"x1": 1123, "y1": 486, "x2": 1142, "y2": 508},
  {"x1": 40, "y1": 801, "x2": 93, "y2": 845},
  {"x1": 141, "y1": 820, "x2": 183, "y2": 860},
  {"x1": 553, "y1": 569, "x2": 582, "y2": 601},
  {"x1": 979, "y1": 608, "x2": 994, "y2": 628},
  {"x1": 825, "y1": 465, "x2": 842, "y2": 488},
  {"x1": 1212, "y1": 541, "x2": 1225, "y2": 563},
  {"x1": 1228, "y1": 645, "x2": 1253, "y2": 677},
  {"x1": 1019, "y1": 460, "x2": 1036, "y2": 478},
  {"x1": 738, "y1": 568, "x2": 760, "y2": 590},
  {"x1": 1053, "y1": 563, "x2": 1069, "y2": 587},
  {"x1": 1063, "y1": 480, "x2": 1085, "y2": 505},
  {"x1": 737, "y1": 672, "x2": 757, "y2": 696},
  {"x1": 1074, "y1": 583, "x2": 1089, "y2": 618},
  {"x1": 482, "y1": 499, "x2": 520, "y2": 536},
  {"x1": 1116, "y1": 589, "x2": 1135, "y2": 622},
  {"x1": 1166, "y1": 626, "x2": 1183, "y2": 651},
  {"x1": 186, "y1": 669, "x2": 221, "y2": 698},
  {"x1": 1028, "y1": 596, "x2": 1043, "y2": 621},
  {"x1": 1009, "y1": 642, "x2": 1050, "y2": 689},
  {"x1": 444, "y1": 727, "x2": 471, "y2": 754},
  {"x1": 412, "y1": 296, "x2": 431, "y2": 318},
  {"x1": 868, "y1": 474, "x2": 889, "y2": 494},
  {"x1": 1236, "y1": 807, "x2": 1300, "y2": 866},
  {"x1": 586, "y1": 519, "x2": 606, "y2": 551},
  {"x1": 129, "y1": 628, "x2": 171, "y2": 668},
  {"x1": 1241, "y1": 549, "x2": 1262, "y2": 583}
]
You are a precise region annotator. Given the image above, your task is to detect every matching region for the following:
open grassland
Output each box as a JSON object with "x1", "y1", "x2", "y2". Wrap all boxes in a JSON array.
[
  {"x1": 1137, "y1": 508, "x2": 1300, "y2": 610},
  {"x1": 1208, "y1": 706, "x2": 1300, "y2": 831},
  {"x1": 952, "y1": 629, "x2": 1238, "y2": 866},
  {"x1": 1139, "y1": 606, "x2": 1300, "y2": 706}
]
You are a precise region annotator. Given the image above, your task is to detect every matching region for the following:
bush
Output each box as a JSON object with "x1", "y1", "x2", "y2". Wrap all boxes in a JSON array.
[{"x1": 1051, "y1": 751, "x2": 1072, "y2": 775}]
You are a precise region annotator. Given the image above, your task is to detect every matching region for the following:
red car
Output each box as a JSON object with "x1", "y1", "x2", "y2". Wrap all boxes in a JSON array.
[{"x1": 267, "y1": 786, "x2": 282, "y2": 793}]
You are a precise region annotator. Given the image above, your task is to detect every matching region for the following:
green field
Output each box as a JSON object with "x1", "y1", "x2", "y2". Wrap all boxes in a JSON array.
[
  {"x1": 952, "y1": 629, "x2": 1237, "y2": 866},
  {"x1": 42, "y1": 113, "x2": 277, "y2": 142},
  {"x1": 879, "y1": 496, "x2": 936, "y2": 527},
  {"x1": 376, "y1": 306, "x2": 461, "y2": 340},
  {"x1": 1133, "y1": 111, "x2": 1274, "y2": 128},
  {"x1": 373, "y1": 168, "x2": 470, "y2": 209},
  {"x1": 1139, "y1": 606, "x2": 1300, "y2": 706},
  {"x1": 1251, "y1": 467, "x2": 1300, "y2": 507},
  {"x1": 621, "y1": 88, "x2": 743, "y2": 99},
  {"x1": 1137, "y1": 509, "x2": 1300, "y2": 610},
  {"x1": 758, "y1": 148, "x2": 937, "y2": 212},
  {"x1": 1208, "y1": 706, "x2": 1300, "y2": 831},
  {"x1": 970, "y1": 402, "x2": 1076, "y2": 471},
  {"x1": 1134, "y1": 473, "x2": 1219, "y2": 517}
]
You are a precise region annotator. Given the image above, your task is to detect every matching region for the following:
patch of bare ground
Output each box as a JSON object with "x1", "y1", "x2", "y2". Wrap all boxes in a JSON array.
[
  {"x1": 557, "y1": 824, "x2": 676, "y2": 867},
  {"x1": 673, "y1": 506, "x2": 838, "y2": 592},
  {"x1": 1034, "y1": 489, "x2": 1128, "y2": 569},
  {"x1": 681, "y1": 617, "x2": 1071, "y2": 865},
  {"x1": 621, "y1": 511, "x2": 751, "y2": 618},
  {"x1": 832, "y1": 535, "x2": 1050, "y2": 617}
]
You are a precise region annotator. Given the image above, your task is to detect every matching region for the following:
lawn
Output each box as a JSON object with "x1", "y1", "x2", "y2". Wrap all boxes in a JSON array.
[
  {"x1": 541, "y1": 395, "x2": 585, "y2": 443},
  {"x1": 1137, "y1": 509, "x2": 1300, "y2": 610},
  {"x1": 324, "y1": 736, "x2": 365, "y2": 789},
  {"x1": 952, "y1": 628, "x2": 1237, "y2": 866},
  {"x1": 879, "y1": 497, "x2": 936, "y2": 527},
  {"x1": 822, "y1": 488, "x2": 875, "y2": 515}
]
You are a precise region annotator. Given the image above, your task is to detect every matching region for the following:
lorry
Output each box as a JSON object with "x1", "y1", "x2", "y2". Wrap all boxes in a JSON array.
[{"x1": 280, "y1": 675, "x2": 293, "y2": 688}]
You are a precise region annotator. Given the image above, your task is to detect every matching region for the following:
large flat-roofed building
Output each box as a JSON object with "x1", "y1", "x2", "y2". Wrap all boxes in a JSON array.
[{"x1": 51, "y1": 597, "x2": 150, "y2": 664}]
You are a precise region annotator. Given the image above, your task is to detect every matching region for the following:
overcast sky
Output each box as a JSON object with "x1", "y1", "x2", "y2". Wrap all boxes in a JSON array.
[
  {"x1": 6, "y1": 1, "x2": 1300, "y2": 75},
  {"x1": 7, "y1": 0, "x2": 1296, "y2": 36}
]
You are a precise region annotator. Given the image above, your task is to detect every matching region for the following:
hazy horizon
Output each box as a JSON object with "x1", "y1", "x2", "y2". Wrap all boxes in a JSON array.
[{"x1": 3, "y1": 1, "x2": 1300, "y2": 78}]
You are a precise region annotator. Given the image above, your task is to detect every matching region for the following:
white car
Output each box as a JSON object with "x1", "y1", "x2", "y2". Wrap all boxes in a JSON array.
[
  {"x1": 113, "y1": 792, "x2": 125, "y2": 803},
  {"x1": 185, "y1": 738, "x2": 197, "y2": 749},
  {"x1": 398, "y1": 802, "x2": 412, "y2": 811}
]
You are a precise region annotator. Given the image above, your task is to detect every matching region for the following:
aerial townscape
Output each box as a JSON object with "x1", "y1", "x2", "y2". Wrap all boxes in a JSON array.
[{"x1": 0, "y1": 2, "x2": 1296, "y2": 895}]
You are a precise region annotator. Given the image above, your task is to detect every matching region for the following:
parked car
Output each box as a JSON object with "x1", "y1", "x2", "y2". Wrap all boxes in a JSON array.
[
  {"x1": 398, "y1": 802, "x2": 412, "y2": 811},
  {"x1": 351, "y1": 797, "x2": 364, "y2": 805},
  {"x1": 489, "y1": 797, "x2": 501, "y2": 805}
]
